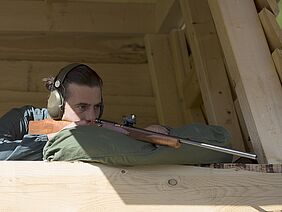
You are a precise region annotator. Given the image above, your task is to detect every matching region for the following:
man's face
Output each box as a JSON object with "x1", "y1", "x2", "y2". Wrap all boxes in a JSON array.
[{"x1": 62, "y1": 83, "x2": 102, "y2": 122}]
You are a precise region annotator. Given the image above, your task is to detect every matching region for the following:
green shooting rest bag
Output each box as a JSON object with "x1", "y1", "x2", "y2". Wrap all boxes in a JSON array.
[{"x1": 43, "y1": 123, "x2": 233, "y2": 165}]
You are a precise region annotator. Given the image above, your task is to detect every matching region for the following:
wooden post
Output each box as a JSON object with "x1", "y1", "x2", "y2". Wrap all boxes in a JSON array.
[
  {"x1": 258, "y1": 8, "x2": 282, "y2": 52},
  {"x1": 209, "y1": 0, "x2": 282, "y2": 163},
  {"x1": 169, "y1": 29, "x2": 205, "y2": 123},
  {"x1": 145, "y1": 34, "x2": 185, "y2": 127},
  {"x1": 254, "y1": 0, "x2": 279, "y2": 15},
  {"x1": 272, "y1": 48, "x2": 282, "y2": 83},
  {"x1": 179, "y1": 0, "x2": 245, "y2": 154}
]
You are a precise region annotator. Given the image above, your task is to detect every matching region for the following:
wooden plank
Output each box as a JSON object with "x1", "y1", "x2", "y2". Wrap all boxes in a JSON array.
[
  {"x1": 103, "y1": 96, "x2": 158, "y2": 127},
  {"x1": 208, "y1": 0, "x2": 282, "y2": 163},
  {"x1": 272, "y1": 48, "x2": 282, "y2": 83},
  {"x1": 145, "y1": 34, "x2": 185, "y2": 127},
  {"x1": 0, "y1": 161, "x2": 281, "y2": 211},
  {"x1": 14, "y1": 0, "x2": 157, "y2": 2},
  {"x1": 207, "y1": 163, "x2": 282, "y2": 173},
  {"x1": 234, "y1": 99, "x2": 253, "y2": 153},
  {"x1": 180, "y1": 0, "x2": 245, "y2": 153},
  {"x1": 0, "y1": 61, "x2": 153, "y2": 97},
  {"x1": 254, "y1": 0, "x2": 279, "y2": 16},
  {"x1": 183, "y1": 66, "x2": 202, "y2": 108},
  {"x1": 259, "y1": 8, "x2": 282, "y2": 52},
  {"x1": 0, "y1": 1, "x2": 155, "y2": 34},
  {"x1": 155, "y1": 0, "x2": 183, "y2": 33},
  {"x1": 0, "y1": 33, "x2": 147, "y2": 64},
  {"x1": 164, "y1": 29, "x2": 205, "y2": 124},
  {"x1": 0, "y1": 90, "x2": 158, "y2": 127},
  {"x1": 188, "y1": 107, "x2": 207, "y2": 124},
  {"x1": 169, "y1": 29, "x2": 194, "y2": 123}
]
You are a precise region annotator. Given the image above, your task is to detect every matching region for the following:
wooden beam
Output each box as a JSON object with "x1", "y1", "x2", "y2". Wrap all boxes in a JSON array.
[
  {"x1": 155, "y1": 0, "x2": 183, "y2": 33},
  {"x1": 0, "y1": 33, "x2": 147, "y2": 64},
  {"x1": 0, "y1": 1, "x2": 155, "y2": 34},
  {"x1": 188, "y1": 107, "x2": 207, "y2": 124},
  {"x1": 0, "y1": 161, "x2": 281, "y2": 211},
  {"x1": 180, "y1": 0, "x2": 245, "y2": 153},
  {"x1": 168, "y1": 31, "x2": 205, "y2": 124},
  {"x1": 145, "y1": 34, "x2": 185, "y2": 127},
  {"x1": 45, "y1": 0, "x2": 157, "y2": 3},
  {"x1": 169, "y1": 29, "x2": 194, "y2": 123},
  {"x1": 0, "y1": 90, "x2": 157, "y2": 127},
  {"x1": 0, "y1": 61, "x2": 153, "y2": 97},
  {"x1": 254, "y1": 0, "x2": 279, "y2": 15},
  {"x1": 258, "y1": 8, "x2": 282, "y2": 52},
  {"x1": 209, "y1": 0, "x2": 282, "y2": 163},
  {"x1": 272, "y1": 48, "x2": 282, "y2": 83},
  {"x1": 234, "y1": 99, "x2": 253, "y2": 153}
]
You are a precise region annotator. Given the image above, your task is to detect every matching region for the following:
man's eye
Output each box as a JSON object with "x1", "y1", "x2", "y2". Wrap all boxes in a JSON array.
[
  {"x1": 94, "y1": 104, "x2": 101, "y2": 111},
  {"x1": 76, "y1": 105, "x2": 87, "y2": 112}
]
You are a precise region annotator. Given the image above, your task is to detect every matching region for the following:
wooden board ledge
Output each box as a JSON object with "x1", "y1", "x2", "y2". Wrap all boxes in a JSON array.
[{"x1": 0, "y1": 161, "x2": 282, "y2": 211}]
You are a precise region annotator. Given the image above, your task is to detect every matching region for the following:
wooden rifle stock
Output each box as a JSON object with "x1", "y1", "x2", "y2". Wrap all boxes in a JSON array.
[
  {"x1": 28, "y1": 119, "x2": 71, "y2": 135},
  {"x1": 28, "y1": 119, "x2": 181, "y2": 148}
]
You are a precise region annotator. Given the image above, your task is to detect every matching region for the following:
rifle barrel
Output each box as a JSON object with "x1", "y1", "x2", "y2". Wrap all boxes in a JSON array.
[
  {"x1": 97, "y1": 119, "x2": 257, "y2": 160},
  {"x1": 179, "y1": 138, "x2": 257, "y2": 160}
]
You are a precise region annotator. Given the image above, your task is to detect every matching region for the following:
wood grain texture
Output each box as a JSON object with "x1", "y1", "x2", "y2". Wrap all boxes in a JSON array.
[
  {"x1": 0, "y1": 161, "x2": 281, "y2": 211},
  {"x1": 0, "y1": 90, "x2": 157, "y2": 127},
  {"x1": 209, "y1": 0, "x2": 282, "y2": 163},
  {"x1": 0, "y1": 33, "x2": 147, "y2": 64},
  {"x1": 145, "y1": 34, "x2": 185, "y2": 127},
  {"x1": 0, "y1": 61, "x2": 153, "y2": 96},
  {"x1": 254, "y1": 0, "x2": 279, "y2": 16},
  {"x1": 156, "y1": 0, "x2": 183, "y2": 33},
  {"x1": 259, "y1": 8, "x2": 282, "y2": 52},
  {"x1": 180, "y1": 0, "x2": 245, "y2": 153},
  {"x1": 0, "y1": 1, "x2": 155, "y2": 34},
  {"x1": 272, "y1": 48, "x2": 282, "y2": 83}
]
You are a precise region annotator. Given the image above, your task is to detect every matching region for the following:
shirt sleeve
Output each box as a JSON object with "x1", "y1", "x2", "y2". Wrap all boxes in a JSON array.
[{"x1": 0, "y1": 105, "x2": 49, "y2": 160}]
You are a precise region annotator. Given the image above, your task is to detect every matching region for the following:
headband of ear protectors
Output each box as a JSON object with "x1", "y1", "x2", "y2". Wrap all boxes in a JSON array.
[{"x1": 47, "y1": 63, "x2": 104, "y2": 120}]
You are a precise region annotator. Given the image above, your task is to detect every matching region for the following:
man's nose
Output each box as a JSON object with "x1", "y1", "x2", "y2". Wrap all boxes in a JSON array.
[{"x1": 85, "y1": 108, "x2": 97, "y2": 123}]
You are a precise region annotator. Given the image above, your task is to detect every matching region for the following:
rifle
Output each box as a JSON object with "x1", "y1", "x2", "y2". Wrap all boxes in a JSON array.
[{"x1": 28, "y1": 115, "x2": 257, "y2": 160}]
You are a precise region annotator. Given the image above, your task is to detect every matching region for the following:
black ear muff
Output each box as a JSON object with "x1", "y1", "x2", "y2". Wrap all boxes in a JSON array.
[{"x1": 47, "y1": 63, "x2": 82, "y2": 120}]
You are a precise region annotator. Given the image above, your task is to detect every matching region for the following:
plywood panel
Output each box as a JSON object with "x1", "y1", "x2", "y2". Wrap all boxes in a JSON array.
[{"x1": 0, "y1": 161, "x2": 281, "y2": 211}]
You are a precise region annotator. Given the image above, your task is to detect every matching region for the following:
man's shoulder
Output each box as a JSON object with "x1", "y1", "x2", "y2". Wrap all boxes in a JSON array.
[
  {"x1": 4, "y1": 105, "x2": 49, "y2": 121},
  {"x1": 23, "y1": 105, "x2": 49, "y2": 121}
]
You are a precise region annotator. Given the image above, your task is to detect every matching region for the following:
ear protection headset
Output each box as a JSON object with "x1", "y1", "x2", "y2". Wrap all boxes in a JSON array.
[{"x1": 47, "y1": 63, "x2": 103, "y2": 120}]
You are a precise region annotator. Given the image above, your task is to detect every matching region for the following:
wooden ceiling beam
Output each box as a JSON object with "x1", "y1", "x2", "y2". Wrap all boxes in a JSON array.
[
  {"x1": 0, "y1": 1, "x2": 156, "y2": 34},
  {"x1": 0, "y1": 33, "x2": 147, "y2": 64}
]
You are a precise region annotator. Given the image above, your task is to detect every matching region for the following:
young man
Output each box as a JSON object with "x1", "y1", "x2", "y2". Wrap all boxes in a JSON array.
[{"x1": 0, "y1": 63, "x2": 169, "y2": 161}]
